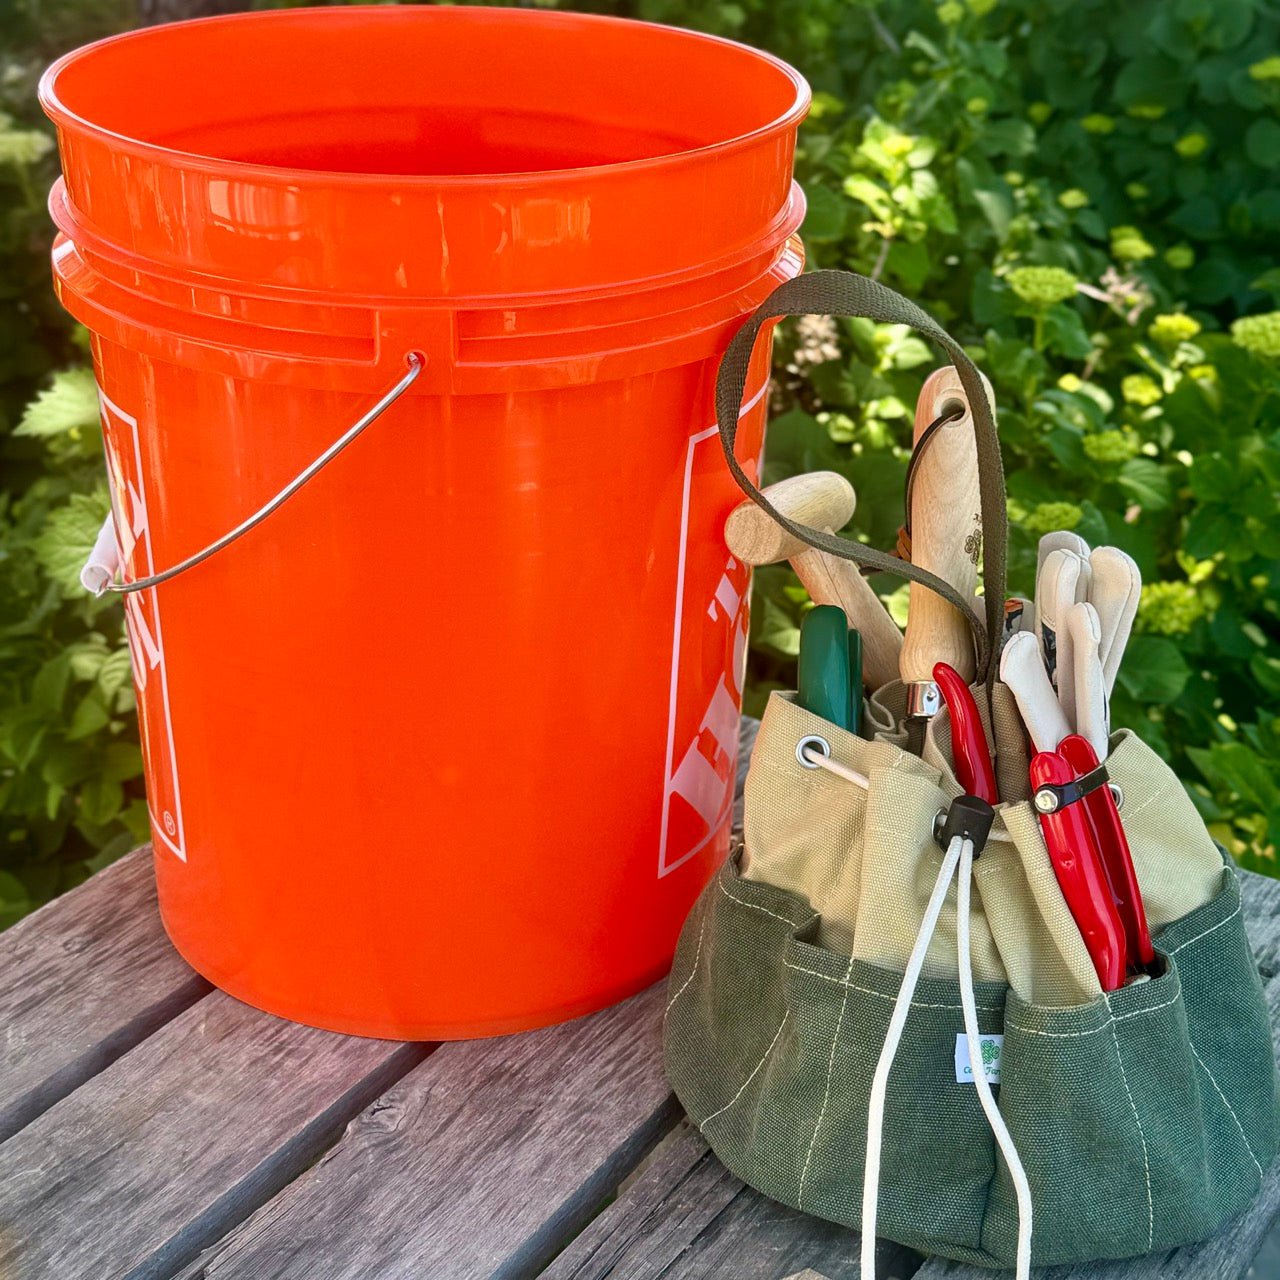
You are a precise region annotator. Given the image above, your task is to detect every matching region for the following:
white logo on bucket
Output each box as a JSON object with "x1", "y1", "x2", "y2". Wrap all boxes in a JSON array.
[
  {"x1": 658, "y1": 380, "x2": 768, "y2": 878},
  {"x1": 98, "y1": 388, "x2": 187, "y2": 863}
]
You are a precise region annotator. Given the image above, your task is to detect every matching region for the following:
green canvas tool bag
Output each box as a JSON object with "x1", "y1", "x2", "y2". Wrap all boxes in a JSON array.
[{"x1": 663, "y1": 271, "x2": 1280, "y2": 1275}]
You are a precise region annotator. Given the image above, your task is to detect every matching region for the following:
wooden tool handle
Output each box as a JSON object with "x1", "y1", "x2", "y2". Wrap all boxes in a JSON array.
[
  {"x1": 723, "y1": 471, "x2": 856, "y2": 566},
  {"x1": 901, "y1": 366, "x2": 987, "y2": 684},
  {"x1": 793, "y1": 548, "x2": 902, "y2": 690}
]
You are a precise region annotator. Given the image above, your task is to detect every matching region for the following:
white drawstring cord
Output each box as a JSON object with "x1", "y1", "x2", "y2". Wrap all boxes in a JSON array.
[
  {"x1": 860, "y1": 834, "x2": 1032, "y2": 1280},
  {"x1": 957, "y1": 837, "x2": 1033, "y2": 1280},
  {"x1": 799, "y1": 743, "x2": 1014, "y2": 842},
  {"x1": 861, "y1": 832, "x2": 965, "y2": 1276}
]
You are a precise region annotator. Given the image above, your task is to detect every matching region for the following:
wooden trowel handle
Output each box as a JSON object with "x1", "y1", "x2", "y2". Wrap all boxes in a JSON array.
[
  {"x1": 792, "y1": 548, "x2": 902, "y2": 691},
  {"x1": 900, "y1": 366, "x2": 987, "y2": 685}
]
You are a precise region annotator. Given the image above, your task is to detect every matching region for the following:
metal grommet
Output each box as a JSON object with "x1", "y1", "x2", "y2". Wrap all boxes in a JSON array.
[
  {"x1": 1109, "y1": 781, "x2": 1124, "y2": 810},
  {"x1": 1033, "y1": 787, "x2": 1059, "y2": 814},
  {"x1": 932, "y1": 808, "x2": 947, "y2": 844},
  {"x1": 796, "y1": 734, "x2": 831, "y2": 769}
]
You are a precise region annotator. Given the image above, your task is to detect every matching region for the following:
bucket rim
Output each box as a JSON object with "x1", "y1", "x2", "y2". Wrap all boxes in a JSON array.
[{"x1": 39, "y1": 5, "x2": 811, "y2": 190}]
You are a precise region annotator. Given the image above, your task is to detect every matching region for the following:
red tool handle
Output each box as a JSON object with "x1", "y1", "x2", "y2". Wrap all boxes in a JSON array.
[
  {"x1": 1030, "y1": 750, "x2": 1128, "y2": 992},
  {"x1": 934, "y1": 662, "x2": 998, "y2": 803},
  {"x1": 1058, "y1": 734, "x2": 1155, "y2": 969}
]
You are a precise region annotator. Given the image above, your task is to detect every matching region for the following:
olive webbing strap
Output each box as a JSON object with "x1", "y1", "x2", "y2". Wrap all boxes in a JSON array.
[{"x1": 716, "y1": 269, "x2": 1008, "y2": 689}]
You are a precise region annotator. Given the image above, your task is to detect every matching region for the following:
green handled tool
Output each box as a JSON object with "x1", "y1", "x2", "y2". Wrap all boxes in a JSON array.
[
  {"x1": 799, "y1": 605, "x2": 861, "y2": 733},
  {"x1": 847, "y1": 623, "x2": 863, "y2": 735}
]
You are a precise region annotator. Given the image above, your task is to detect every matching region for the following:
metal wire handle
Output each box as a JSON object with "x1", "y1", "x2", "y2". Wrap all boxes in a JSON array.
[{"x1": 94, "y1": 353, "x2": 424, "y2": 596}]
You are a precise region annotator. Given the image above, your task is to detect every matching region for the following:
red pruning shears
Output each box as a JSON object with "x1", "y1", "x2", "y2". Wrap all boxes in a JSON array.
[
  {"x1": 1031, "y1": 736, "x2": 1153, "y2": 991},
  {"x1": 934, "y1": 663, "x2": 997, "y2": 803}
]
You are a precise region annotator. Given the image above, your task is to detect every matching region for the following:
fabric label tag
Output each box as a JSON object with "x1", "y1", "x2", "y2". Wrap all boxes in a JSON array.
[{"x1": 955, "y1": 1033, "x2": 1003, "y2": 1084}]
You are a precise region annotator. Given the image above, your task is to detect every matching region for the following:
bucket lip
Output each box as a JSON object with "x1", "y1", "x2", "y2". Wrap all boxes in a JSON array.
[
  {"x1": 49, "y1": 174, "x2": 806, "y2": 308},
  {"x1": 39, "y1": 5, "x2": 811, "y2": 189}
]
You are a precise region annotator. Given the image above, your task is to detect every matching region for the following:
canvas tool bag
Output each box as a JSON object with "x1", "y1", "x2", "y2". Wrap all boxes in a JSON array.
[{"x1": 663, "y1": 270, "x2": 1280, "y2": 1274}]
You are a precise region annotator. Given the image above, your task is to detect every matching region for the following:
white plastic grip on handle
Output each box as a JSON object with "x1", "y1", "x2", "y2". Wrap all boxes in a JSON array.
[
  {"x1": 77, "y1": 353, "x2": 424, "y2": 597},
  {"x1": 81, "y1": 514, "x2": 121, "y2": 598}
]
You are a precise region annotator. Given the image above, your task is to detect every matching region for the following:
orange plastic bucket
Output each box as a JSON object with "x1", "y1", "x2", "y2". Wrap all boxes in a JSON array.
[{"x1": 41, "y1": 6, "x2": 808, "y2": 1038}]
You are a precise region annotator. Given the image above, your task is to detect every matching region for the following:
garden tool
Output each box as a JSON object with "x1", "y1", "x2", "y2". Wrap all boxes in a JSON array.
[
  {"x1": 798, "y1": 605, "x2": 859, "y2": 733},
  {"x1": 1000, "y1": 631, "x2": 1070, "y2": 752},
  {"x1": 724, "y1": 471, "x2": 902, "y2": 690},
  {"x1": 1058, "y1": 733, "x2": 1155, "y2": 973},
  {"x1": 1035, "y1": 546, "x2": 1090, "y2": 729},
  {"x1": 1030, "y1": 747, "x2": 1129, "y2": 991},
  {"x1": 1067, "y1": 601, "x2": 1109, "y2": 759},
  {"x1": 1088, "y1": 545, "x2": 1141, "y2": 694},
  {"x1": 901, "y1": 366, "x2": 987, "y2": 751},
  {"x1": 934, "y1": 661, "x2": 997, "y2": 803}
]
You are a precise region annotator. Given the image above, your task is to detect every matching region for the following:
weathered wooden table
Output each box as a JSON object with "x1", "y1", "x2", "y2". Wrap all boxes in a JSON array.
[{"x1": 3, "y1": 720, "x2": 1279, "y2": 1280}]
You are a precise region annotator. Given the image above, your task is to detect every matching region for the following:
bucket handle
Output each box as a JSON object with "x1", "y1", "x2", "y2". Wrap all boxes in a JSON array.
[{"x1": 81, "y1": 353, "x2": 424, "y2": 597}]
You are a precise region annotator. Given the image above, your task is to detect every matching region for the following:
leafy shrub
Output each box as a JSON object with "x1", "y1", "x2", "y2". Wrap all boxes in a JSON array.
[
  {"x1": 1, "y1": 0, "x2": 1277, "y2": 928},
  {"x1": 682, "y1": 0, "x2": 1280, "y2": 875}
]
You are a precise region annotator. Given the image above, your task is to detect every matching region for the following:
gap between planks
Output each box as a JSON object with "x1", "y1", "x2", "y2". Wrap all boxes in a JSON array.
[{"x1": 0, "y1": 846, "x2": 210, "y2": 1142}]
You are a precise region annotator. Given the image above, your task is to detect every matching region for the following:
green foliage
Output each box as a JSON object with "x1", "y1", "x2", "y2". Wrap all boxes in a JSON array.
[
  {"x1": 1, "y1": 0, "x2": 1278, "y2": 930},
  {"x1": 1, "y1": 6, "x2": 143, "y2": 927},
  {"x1": 630, "y1": 0, "x2": 1280, "y2": 874}
]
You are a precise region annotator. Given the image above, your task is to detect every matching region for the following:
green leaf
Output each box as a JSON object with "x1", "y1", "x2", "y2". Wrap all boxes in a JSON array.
[
  {"x1": 1245, "y1": 119, "x2": 1280, "y2": 167},
  {"x1": 1041, "y1": 304, "x2": 1094, "y2": 359},
  {"x1": 0, "y1": 871, "x2": 30, "y2": 914},
  {"x1": 16, "y1": 368, "x2": 101, "y2": 438},
  {"x1": 970, "y1": 184, "x2": 1013, "y2": 241},
  {"x1": 1116, "y1": 637, "x2": 1191, "y2": 703},
  {"x1": 842, "y1": 174, "x2": 894, "y2": 222},
  {"x1": 31, "y1": 654, "x2": 72, "y2": 717},
  {"x1": 102, "y1": 742, "x2": 144, "y2": 783},
  {"x1": 1188, "y1": 453, "x2": 1238, "y2": 502},
  {"x1": 1117, "y1": 458, "x2": 1172, "y2": 511},
  {"x1": 78, "y1": 777, "x2": 124, "y2": 827},
  {"x1": 41, "y1": 743, "x2": 98, "y2": 789},
  {"x1": 801, "y1": 182, "x2": 847, "y2": 241},
  {"x1": 1188, "y1": 742, "x2": 1279, "y2": 811},
  {"x1": 97, "y1": 647, "x2": 134, "y2": 700},
  {"x1": 979, "y1": 118, "x2": 1035, "y2": 158},
  {"x1": 1184, "y1": 505, "x2": 1239, "y2": 559},
  {"x1": 33, "y1": 490, "x2": 113, "y2": 594},
  {"x1": 66, "y1": 690, "x2": 110, "y2": 741},
  {"x1": 753, "y1": 597, "x2": 800, "y2": 657}
]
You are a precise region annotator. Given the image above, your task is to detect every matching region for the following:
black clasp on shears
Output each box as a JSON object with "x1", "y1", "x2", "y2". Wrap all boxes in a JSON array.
[{"x1": 1032, "y1": 762, "x2": 1111, "y2": 814}]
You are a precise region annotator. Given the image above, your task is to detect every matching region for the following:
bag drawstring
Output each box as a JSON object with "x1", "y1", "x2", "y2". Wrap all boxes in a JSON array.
[
  {"x1": 861, "y1": 834, "x2": 1033, "y2": 1280},
  {"x1": 956, "y1": 837, "x2": 1034, "y2": 1280}
]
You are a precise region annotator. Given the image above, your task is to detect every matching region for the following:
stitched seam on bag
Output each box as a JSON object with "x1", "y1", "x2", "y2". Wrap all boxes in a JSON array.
[
  {"x1": 699, "y1": 1011, "x2": 790, "y2": 1127},
  {"x1": 1118, "y1": 780, "x2": 1169, "y2": 824},
  {"x1": 783, "y1": 960, "x2": 1004, "y2": 1011},
  {"x1": 1189, "y1": 1038, "x2": 1265, "y2": 1179},
  {"x1": 1166, "y1": 902, "x2": 1242, "y2": 956},
  {"x1": 798, "y1": 951, "x2": 858, "y2": 1209},
  {"x1": 1004, "y1": 990, "x2": 1182, "y2": 1037},
  {"x1": 665, "y1": 909, "x2": 708, "y2": 1018},
  {"x1": 1105, "y1": 995, "x2": 1154, "y2": 1252},
  {"x1": 719, "y1": 878, "x2": 817, "y2": 930}
]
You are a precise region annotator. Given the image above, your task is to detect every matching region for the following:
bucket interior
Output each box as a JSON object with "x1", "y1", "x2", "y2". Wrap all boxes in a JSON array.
[{"x1": 43, "y1": 7, "x2": 806, "y2": 178}]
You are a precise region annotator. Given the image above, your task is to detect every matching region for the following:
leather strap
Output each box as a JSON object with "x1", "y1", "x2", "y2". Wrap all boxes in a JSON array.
[{"x1": 715, "y1": 269, "x2": 1008, "y2": 688}]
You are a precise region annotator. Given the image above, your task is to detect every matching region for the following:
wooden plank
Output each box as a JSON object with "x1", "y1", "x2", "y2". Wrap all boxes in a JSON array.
[
  {"x1": 544, "y1": 1119, "x2": 923, "y2": 1280},
  {"x1": 0, "y1": 991, "x2": 428, "y2": 1280},
  {"x1": 1241, "y1": 865, "x2": 1280, "y2": 978},
  {"x1": 179, "y1": 983, "x2": 677, "y2": 1280},
  {"x1": 0, "y1": 845, "x2": 209, "y2": 1142}
]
